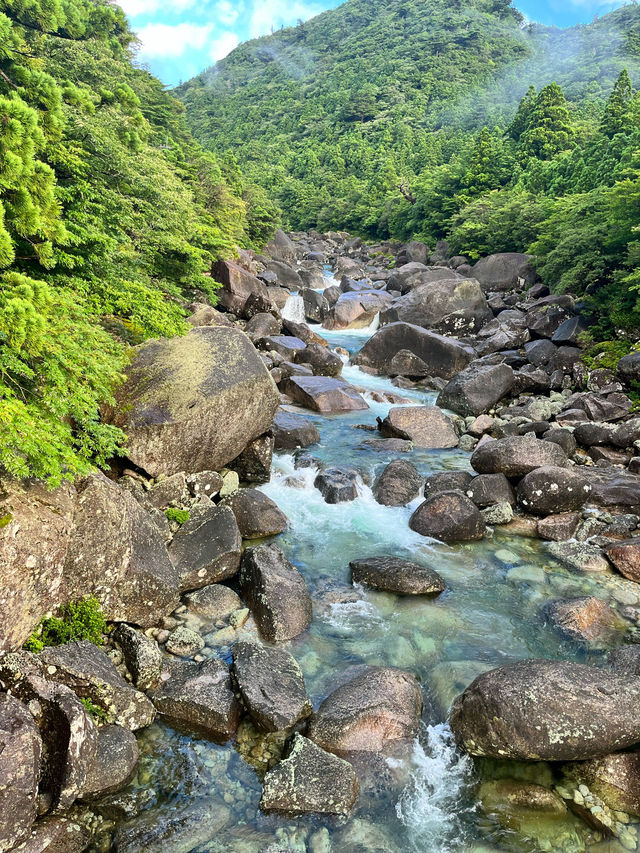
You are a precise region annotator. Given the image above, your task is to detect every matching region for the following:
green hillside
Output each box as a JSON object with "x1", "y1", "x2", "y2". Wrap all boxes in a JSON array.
[
  {"x1": 177, "y1": 0, "x2": 640, "y2": 333},
  {"x1": 0, "y1": 0, "x2": 277, "y2": 485}
]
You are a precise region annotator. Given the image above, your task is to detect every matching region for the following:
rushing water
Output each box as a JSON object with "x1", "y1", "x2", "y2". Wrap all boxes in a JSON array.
[{"x1": 99, "y1": 294, "x2": 640, "y2": 853}]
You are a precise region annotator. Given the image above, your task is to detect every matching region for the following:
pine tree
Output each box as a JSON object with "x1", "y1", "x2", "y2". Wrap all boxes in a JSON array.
[
  {"x1": 508, "y1": 85, "x2": 537, "y2": 141},
  {"x1": 519, "y1": 83, "x2": 574, "y2": 160},
  {"x1": 600, "y1": 69, "x2": 635, "y2": 137}
]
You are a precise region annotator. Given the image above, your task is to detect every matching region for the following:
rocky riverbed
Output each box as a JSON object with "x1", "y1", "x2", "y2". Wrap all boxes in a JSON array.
[{"x1": 3, "y1": 230, "x2": 640, "y2": 852}]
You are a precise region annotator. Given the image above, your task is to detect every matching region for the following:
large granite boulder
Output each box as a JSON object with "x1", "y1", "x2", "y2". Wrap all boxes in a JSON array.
[
  {"x1": 271, "y1": 409, "x2": 320, "y2": 450},
  {"x1": 239, "y1": 544, "x2": 312, "y2": 642},
  {"x1": 349, "y1": 556, "x2": 446, "y2": 596},
  {"x1": 517, "y1": 466, "x2": 592, "y2": 515},
  {"x1": 324, "y1": 291, "x2": 392, "y2": 330},
  {"x1": 283, "y1": 375, "x2": 368, "y2": 413},
  {"x1": 437, "y1": 363, "x2": 515, "y2": 417},
  {"x1": 214, "y1": 259, "x2": 273, "y2": 317},
  {"x1": 380, "y1": 278, "x2": 491, "y2": 334},
  {"x1": 261, "y1": 734, "x2": 359, "y2": 816},
  {"x1": 308, "y1": 666, "x2": 422, "y2": 755},
  {"x1": 151, "y1": 658, "x2": 240, "y2": 740},
  {"x1": 231, "y1": 642, "x2": 311, "y2": 732},
  {"x1": 0, "y1": 694, "x2": 42, "y2": 852},
  {"x1": 38, "y1": 641, "x2": 155, "y2": 731},
  {"x1": 222, "y1": 488, "x2": 288, "y2": 539},
  {"x1": 79, "y1": 725, "x2": 139, "y2": 801},
  {"x1": 168, "y1": 502, "x2": 241, "y2": 592},
  {"x1": 471, "y1": 253, "x2": 537, "y2": 293},
  {"x1": 379, "y1": 406, "x2": 458, "y2": 449},
  {"x1": 450, "y1": 659, "x2": 640, "y2": 761},
  {"x1": 314, "y1": 467, "x2": 359, "y2": 504},
  {"x1": 266, "y1": 229, "x2": 297, "y2": 264},
  {"x1": 0, "y1": 478, "x2": 76, "y2": 651},
  {"x1": 105, "y1": 327, "x2": 279, "y2": 478},
  {"x1": 409, "y1": 491, "x2": 485, "y2": 543},
  {"x1": 64, "y1": 474, "x2": 180, "y2": 627},
  {"x1": 604, "y1": 538, "x2": 640, "y2": 582},
  {"x1": 354, "y1": 322, "x2": 475, "y2": 379},
  {"x1": 471, "y1": 436, "x2": 568, "y2": 478},
  {"x1": 372, "y1": 459, "x2": 423, "y2": 506}
]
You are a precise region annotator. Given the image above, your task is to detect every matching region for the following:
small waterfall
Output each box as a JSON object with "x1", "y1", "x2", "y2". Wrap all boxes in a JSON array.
[
  {"x1": 366, "y1": 311, "x2": 380, "y2": 334},
  {"x1": 282, "y1": 292, "x2": 305, "y2": 324},
  {"x1": 396, "y1": 724, "x2": 474, "y2": 852}
]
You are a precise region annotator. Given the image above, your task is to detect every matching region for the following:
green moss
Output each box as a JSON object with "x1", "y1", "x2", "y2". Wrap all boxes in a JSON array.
[
  {"x1": 0, "y1": 512, "x2": 12, "y2": 529},
  {"x1": 81, "y1": 697, "x2": 109, "y2": 722},
  {"x1": 580, "y1": 339, "x2": 636, "y2": 371},
  {"x1": 166, "y1": 507, "x2": 190, "y2": 525},
  {"x1": 24, "y1": 597, "x2": 107, "y2": 652}
]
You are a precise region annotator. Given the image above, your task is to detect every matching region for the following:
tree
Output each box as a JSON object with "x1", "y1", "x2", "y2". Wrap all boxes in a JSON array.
[
  {"x1": 600, "y1": 69, "x2": 634, "y2": 137},
  {"x1": 519, "y1": 83, "x2": 574, "y2": 160},
  {"x1": 508, "y1": 85, "x2": 536, "y2": 141}
]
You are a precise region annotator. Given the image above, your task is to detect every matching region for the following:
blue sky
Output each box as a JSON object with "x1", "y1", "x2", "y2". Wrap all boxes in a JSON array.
[{"x1": 121, "y1": 0, "x2": 631, "y2": 87}]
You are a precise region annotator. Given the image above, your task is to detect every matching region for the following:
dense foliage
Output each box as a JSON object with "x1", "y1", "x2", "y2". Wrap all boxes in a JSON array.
[
  {"x1": 0, "y1": 0, "x2": 277, "y2": 484},
  {"x1": 24, "y1": 596, "x2": 107, "y2": 652},
  {"x1": 179, "y1": 0, "x2": 640, "y2": 334}
]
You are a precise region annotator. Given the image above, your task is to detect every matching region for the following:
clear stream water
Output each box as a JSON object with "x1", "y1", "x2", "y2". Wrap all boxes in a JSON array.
[{"x1": 102, "y1": 272, "x2": 640, "y2": 853}]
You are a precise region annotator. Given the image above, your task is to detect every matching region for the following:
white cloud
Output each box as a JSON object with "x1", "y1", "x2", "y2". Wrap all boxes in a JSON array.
[
  {"x1": 216, "y1": 0, "x2": 241, "y2": 26},
  {"x1": 136, "y1": 21, "x2": 215, "y2": 58},
  {"x1": 248, "y1": 0, "x2": 325, "y2": 38},
  {"x1": 210, "y1": 31, "x2": 240, "y2": 60},
  {"x1": 118, "y1": 0, "x2": 196, "y2": 17}
]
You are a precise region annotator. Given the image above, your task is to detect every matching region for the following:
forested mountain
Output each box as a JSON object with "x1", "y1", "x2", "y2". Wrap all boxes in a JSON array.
[
  {"x1": 0, "y1": 0, "x2": 277, "y2": 485},
  {"x1": 178, "y1": 0, "x2": 640, "y2": 334}
]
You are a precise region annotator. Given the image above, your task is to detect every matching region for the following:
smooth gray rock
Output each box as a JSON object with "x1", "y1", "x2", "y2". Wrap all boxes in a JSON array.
[
  {"x1": 232, "y1": 642, "x2": 311, "y2": 732},
  {"x1": 517, "y1": 466, "x2": 592, "y2": 515},
  {"x1": 80, "y1": 725, "x2": 139, "y2": 801},
  {"x1": 0, "y1": 694, "x2": 42, "y2": 852},
  {"x1": 223, "y1": 489, "x2": 288, "y2": 539},
  {"x1": 409, "y1": 491, "x2": 485, "y2": 543},
  {"x1": 437, "y1": 363, "x2": 515, "y2": 417},
  {"x1": 379, "y1": 406, "x2": 458, "y2": 449},
  {"x1": 314, "y1": 467, "x2": 359, "y2": 503},
  {"x1": 168, "y1": 502, "x2": 242, "y2": 592},
  {"x1": 182, "y1": 585, "x2": 242, "y2": 620},
  {"x1": 372, "y1": 460, "x2": 423, "y2": 506},
  {"x1": 239, "y1": 544, "x2": 312, "y2": 642},
  {"x1": 471, "y1": 436, "x2": 568, "y2": 478},
  {"x1": 283, "y1": 375, "x2": 368, "y2": 413},
  {"x1": 271, "y1": 409, "x2": 320, "y2": 450},
  {"x1": 450, "y1": 659, "x2": 640, "y2": 761},
  {"x1": 349, "y1": 556, "x2": 446, "y2": 596}
]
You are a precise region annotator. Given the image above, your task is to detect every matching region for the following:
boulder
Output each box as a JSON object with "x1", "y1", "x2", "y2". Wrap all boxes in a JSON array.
[
  {"x1": 466, "y1": 474, "x2": 515, "y2": 508},
  {"x1": 325, "y1": 291, "x2": 391, "y2": 330},
  {"x1": 314, "y1": 467, "x2": 359, "y2": 503},
  {"x1": 257, "y1": 335, "x2": 307, "y2": 360},
  {"x1": 354, "y1": 322, "x2": 475, "y2": 380},
  {"x1": 537, "y1": 512, "x2": 581, "y2": 542},
  {"x1": 214, "y1": 260, "x2": 273, "y2": 317},
  {"x1": 471, "y1": 253, "x2": 537, "y2": 292},
  {"x1": 542, "y1": 597, "x2": 623, "y2": 646},
  {"x1": 379, "y1": 406, "x2": 458, "y2": 449},
  {"x1": 299, "y1": 343, "x2": 343, "y2": 377},
  {"x1": 151, "y1": 658, "x2": 240, "y2": 740},
  {"x1": 617, "y1": 352, "x2": 640, "y2": 383},
  {"x1": 18, "y1": 817, "x2": 90, "y2": 853},
  {"x1": 436, "y1": 363, "x2": 515, "y2": 417},
  {"x1": 0, "y1": 694, "x2": 42, "y2": 852},
  {"x1": 229, "y1": 433, "x2": 274, "y2": 484},
  {"x1": 588, "y1": 470, "x2": 640, "y2": 510},
  {"x1": 79, "y1": 725, "x2": 139, "y2": 800},
  {"x1": 113, "y1": 625, "x2": 163, "y2": 692},
  {"x1": 478, "y1": 779, "x2": 567, "y2": 835},
  {"x1": 183, "y1": 584, "x2": 242, "y2": 622},
  {"x1": 423, "y1": 471, "x2": 473, "y2": 500},
  {"x1": 372, "y1": 460, "x2": 423, "y2": 506},
  {"x1": 471, "y1": 436, "x2": 568, "y2": 478},
  {"x1": 450, "y1": 659, "x2": 640, "y2": 761},
  {"x1": 308, "y1": 666, "x2": 422, "y2": 755},
  {"x1": 283, "y1": 375, "x2": 368, "y2": 413},
  {"x1": 409, "y1": 491, "x2": 485, "y2": 543},
  {"x1": 609, "y1": 645, "x2": 640, "y2": 676},
  {"x1": 565, "y1": 751, "x2": 640, "y2": 817},
  {"x1": 0, "y1": 478, "x2": 77, "y2": 651},
  {"x1": 168, "y1": 502, "x2": 242, "y2": 592},
  {"x1": 64, "y1": 474, "x2": 180, "y2": 627},
  {"x1": 239, "y1": 544, "x2": 312, "y2": 642},
  {"x1": 271, "y1": 409, "x2": 320, "y2": 450},
  {"x1": 165, "y1": 626, "x2": 204, "y2": 657},
  {"x1": 349, "y1": 556, "x2": 446, "y2": 596},
  {"x1": 105, "y1": 327, "x2": 279, "y2": 478},
  {"x1": 386, "y1": 262, "x2": 429, "y2": 292},
  {"x1": 231, "y1": 642, "x2": 311, "y2": 732},
  {"x1": 546, "y1": 541, "x2": 612, "y2": 574},
  {"x1": 396, "y1": 240, "x2": 430, "y2": 267},
  {"x1": 186, "y1": 470, "x2": 224, "y2": 500},
  {"x1": 380, "y1": 278, "x2": 491, "y2": 334},
  {"x1": 263, "y1": 259, "x2": 303, "y2": 290},
  {"x1": 266, "y1": 229, "x2": 297, "y2": 263},
  {"x1": 244, "y1": 312, "x2": 280, "y2": 341},
  {"x1": 113, "y1": 803, "x2": 230, "y2": 853},
  {"x1": 604, "y1": 539, "x2": 640, "y2": 582},
  {"x1": 517, "y1": 466, "x2": 592, "y2": 515},
  {"x1": 223, "y1": 489, "x2": 288, "y2": 539},
  {"x1": 302, "y1": 289, "x2": 329, "y2": 323},
  {"x1": 39, "y1": 641, "x2": 155, "y2": 731},
  {"x1": 261, "y1": 734, "x2": 359, "y2": 816},
  {"x1": 0, "y1": 654, "x2": 99, "y2": 810}
]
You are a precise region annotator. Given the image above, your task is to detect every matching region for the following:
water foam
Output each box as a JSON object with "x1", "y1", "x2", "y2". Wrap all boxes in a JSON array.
[
  {"x1": 281, "y1": 292, "x2": 306, "y2": 324},
  {"x1": 396, "y1": 724, "x2": 475, "y2": 853}
]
